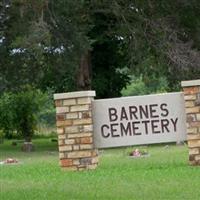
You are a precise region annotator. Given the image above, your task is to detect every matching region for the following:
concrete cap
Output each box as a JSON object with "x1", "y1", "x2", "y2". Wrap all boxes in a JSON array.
[
  {"x1": 54, "y1": 91, "x2": 96, "y2": 100},
  {"x1": 181, "y1": 80, "x2": 200, "y2": 87}
]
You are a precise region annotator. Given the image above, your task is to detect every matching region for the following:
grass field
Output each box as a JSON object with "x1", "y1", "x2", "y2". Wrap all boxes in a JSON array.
[{"x1": 0, "y1": 139, "x2": 200, "y2": 200}]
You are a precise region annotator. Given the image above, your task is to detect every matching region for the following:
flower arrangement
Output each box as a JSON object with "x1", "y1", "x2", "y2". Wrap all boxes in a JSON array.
[
  {"x1": 0, "y1": 158, "x2": 19, "y2": 165},
  {"x1": 129, "y1": 148, "x2": 149, "y2": 157}
]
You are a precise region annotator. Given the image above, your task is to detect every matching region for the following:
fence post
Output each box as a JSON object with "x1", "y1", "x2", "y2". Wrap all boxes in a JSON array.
[
  {"x1": 182, "y1": 80, "x2": 200, "y2": 165},
  {"x1": 54, "y1": 91, "x2": 98, "y2": 171}
]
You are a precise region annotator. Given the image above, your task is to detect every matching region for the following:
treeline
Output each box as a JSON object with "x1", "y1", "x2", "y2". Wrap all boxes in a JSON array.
[{"x1": 1, "y1": 0, "x2": 200, "y2": 98}]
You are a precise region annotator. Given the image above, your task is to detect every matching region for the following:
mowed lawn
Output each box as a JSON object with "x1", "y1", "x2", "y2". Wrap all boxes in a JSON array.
[{"x1": 0, "y1": 139, "x2": 200, "y2": 200}]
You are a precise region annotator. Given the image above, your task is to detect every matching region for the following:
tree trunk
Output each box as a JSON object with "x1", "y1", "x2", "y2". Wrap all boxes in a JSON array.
[{"x1": 77, "y1": 50, "x2": 92, "y2": 90}]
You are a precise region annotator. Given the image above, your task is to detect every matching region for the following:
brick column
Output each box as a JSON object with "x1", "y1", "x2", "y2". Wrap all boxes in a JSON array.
[
  {"x1": 54, "y1": 91, "x2": 98, "y2": 171},
  {"x1": 182, "y1": 80, "x2": 200, "y2": 165}
]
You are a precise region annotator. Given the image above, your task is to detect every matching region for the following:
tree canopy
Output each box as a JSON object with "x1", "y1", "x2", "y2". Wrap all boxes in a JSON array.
[{"x1": 1, "y1": 0, "x2": 200, "y2": 97}]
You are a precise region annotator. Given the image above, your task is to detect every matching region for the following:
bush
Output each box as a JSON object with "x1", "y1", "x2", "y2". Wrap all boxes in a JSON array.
[
  {"x1": 37, "y1": 88, "x2": 55, "y2": 127},
  {"x1": 13, "y1": 86, "x2": 46, "y2": 142},
  {"x1": 121, "y1": 76, "x2": 147, "y2": 96}
]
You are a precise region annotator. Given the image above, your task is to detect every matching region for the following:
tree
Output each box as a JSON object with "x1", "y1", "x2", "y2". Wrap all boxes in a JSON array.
[
  {"x1": 1, "y1": 0, "x2": 200, "y2": 96},
  {"x1": 111, "y1": 0, "x2": 200, "y2": 91},
  {"x1": 0, "y1": 0, "x2": 130, "y2": 97},
  {"x1": 0, "y1": 86, "x2": 46, "y2": 151},
  {"x1": 0, "y1": 0, "x2": 51, "y2": 93},
  {"x1": 88, "y1": 1, "x2": 130, "y2": 97},
  {"x1": 0, "y1": 92, "x2": 16, "y2": 139},
  {"x1": 46, "y1": 0, "x2": 130, "y2": 96}
]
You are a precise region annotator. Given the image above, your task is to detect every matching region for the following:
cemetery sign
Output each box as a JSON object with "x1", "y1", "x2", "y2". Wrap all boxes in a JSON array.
[{"x1": 92, "y1": 92, "x2": 187, "y2": 148}]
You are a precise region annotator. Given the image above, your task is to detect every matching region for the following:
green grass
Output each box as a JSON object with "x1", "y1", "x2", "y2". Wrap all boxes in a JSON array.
[{"x1": 0, "y1": 139, "x2": 200, "y2": 200}]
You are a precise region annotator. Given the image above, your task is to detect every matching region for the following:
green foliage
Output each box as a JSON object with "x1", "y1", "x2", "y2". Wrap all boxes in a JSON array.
[
  {"x1": 121, "y1": 76, "x2": 168, "y2": 97},
  {"x1": 0, "y1": 130, "x2": 4, "y2": 143},
  {"x1": 121, "y1": 76, "x2": 147, "y2": 96},
  {"x1": 0, "y1": 93, "x2": 16, "y2": 139},
  {"x1": 13, "y1": 86, "x2": 45, "y2": 142},
  {"x1": 0, "y1": 86, "x2": 46, "y2": 141},
  {"x1": 0, "y1": 0, "x2": 131, "y2": 97},
  {"x1": 91, "y1": 40, "x2": 130, "y2": 98},
  {"x1": 37, "y1": 89, "x2": 55, "y2": 126},
  {"x1": 1, "y1": 0, "x2": 200, "y2": 97},
  {"x1": 89, "y1": 8, "x2": 130, "y2": 98}
]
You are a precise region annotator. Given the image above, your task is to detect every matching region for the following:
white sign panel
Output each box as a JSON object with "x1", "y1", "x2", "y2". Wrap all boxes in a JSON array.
[{"x1": 92, "y1": 92, "x2": 187, "y2": 148}]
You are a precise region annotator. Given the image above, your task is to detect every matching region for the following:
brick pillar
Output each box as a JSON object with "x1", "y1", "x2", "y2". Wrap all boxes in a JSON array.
[
  {"x1": 182, "y1": 80, "x2": 200, "y2": 165},
  {"x1": 54, "y1": 91, "x2": 98, "y2": 171}
]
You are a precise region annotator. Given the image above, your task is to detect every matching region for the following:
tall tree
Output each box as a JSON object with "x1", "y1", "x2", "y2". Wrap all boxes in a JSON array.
[
  {"x1": 1, "y1": 0, "x2": 200, "y2": 96},
  {"x1": 111, "y1": 0, "x2": 200, "y2": 90},
  {"x1": 0, "y1": 0, "x2": 130, "y2": 97}
]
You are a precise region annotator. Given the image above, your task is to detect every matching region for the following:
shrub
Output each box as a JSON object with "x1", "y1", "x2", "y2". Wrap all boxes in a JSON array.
[
  {"x1": 121, "y1": 76, "x2": 147, "y2": 96},
  {"x1": 13, "y1": 86, "x2": 46, "y2": 142},
  {"x1": 37, "y1": 88, "x2": 55, "y2": 127},
  {"x1": 121, "y1": 76, "x2": 168, "y2": 97},
  {"x1": 0, "y1": 92, "x2": 16, "y2": 139},
  {"x1": 0, "y1": 86, "x2": 46, "y2": 143}
]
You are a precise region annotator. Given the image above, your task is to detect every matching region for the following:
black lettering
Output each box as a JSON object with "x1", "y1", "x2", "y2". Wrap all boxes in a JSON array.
[
  {"x1": 120, "y1": 107, "x2": 128, "y2": 121},
  {"x1": 129, "y1": 106, "x2": 138, "y2": 120},
  {"x1": 110, "y1": 123, "x2": 120, "y2": 137},
  {"x1": 160, "y1": 103, "x2": 169, "y2": 117},
  {"x1": 109, "y1": 108, "x2": 118, "y2": 122},
  {"x1": 142, "y1": 120, "x2": 150, "y2": 135},
  {"x1": 171, "y1": 118, "x2": 178, "y2": 132},
  {"x1": 101, "y1": 124, "x2": 110, "y2": 138},
  {"x1": 139, "y1": 105, "x2": 149, "y2": 119},
  {"x1": 120, "y1": 122, "x2": 132, "y2": 136},
  {"x1": 161, "y1": 119, "x2": 170, "y2": 133},
  {"x1": 132, "y1": 121, "x2": 141, "y2": 135},
  {"x1": 149, "y1": 104, "x2": 159, "y2": 118},
  {"x1": 151, "y1": 120, "x2": 160, "y2": 134}
]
